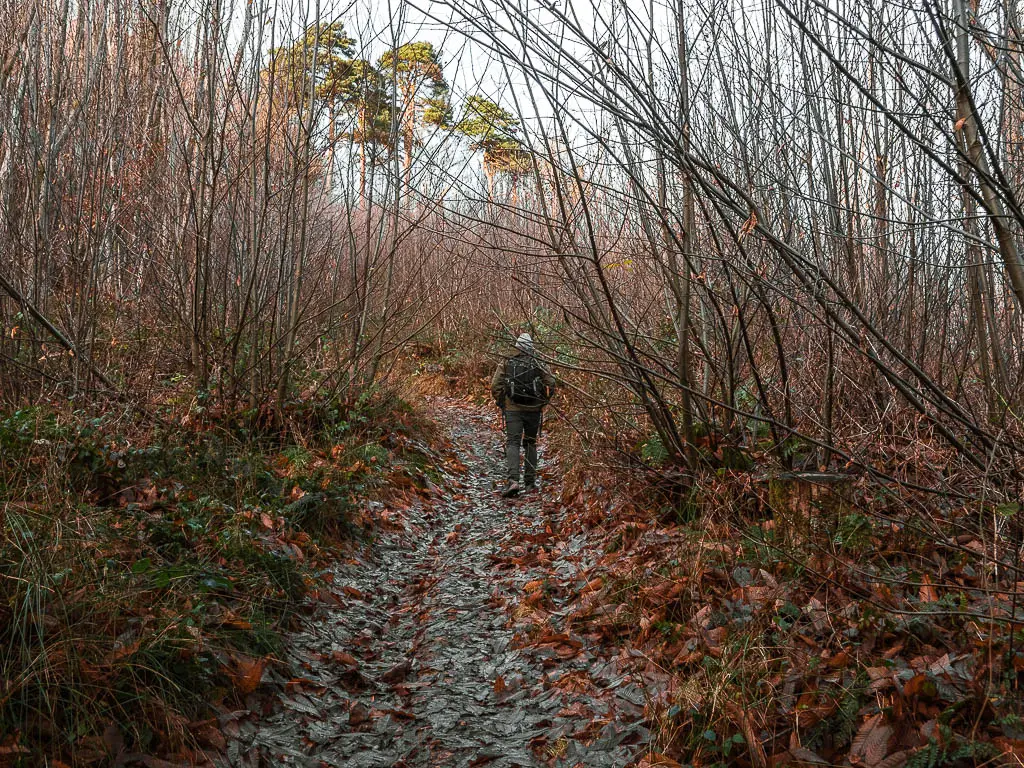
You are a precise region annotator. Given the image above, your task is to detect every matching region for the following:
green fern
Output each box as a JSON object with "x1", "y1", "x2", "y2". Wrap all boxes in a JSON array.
[
  {"x1": 906, "y1": 739, "x2": 1000, "y2": 768},
  {"x1": 906, "y1": 743, "x2": 944, "y2": 768},
  {"x1": 805, "y1": 674, "x2": 866, "y2": 751}
]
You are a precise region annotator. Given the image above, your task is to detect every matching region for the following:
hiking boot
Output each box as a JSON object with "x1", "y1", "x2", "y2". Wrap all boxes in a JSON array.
[
  {"x1": 501, "y1": 481, "x2": 522, "y2": 498},
  {"x1": 523, "y1": 480, "x2": 537, "y2": 493}
]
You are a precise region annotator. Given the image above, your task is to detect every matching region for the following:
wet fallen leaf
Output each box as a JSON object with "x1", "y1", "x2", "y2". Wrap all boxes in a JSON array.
[
  {"x1": 918, "y1": 574, "x2": 938, "y2": 603},
  {"x1": 225, "y1": 653, "x2": 267, "y2": 695},
  {"x1": 902, "y1": 674, "x2": 938, "y2": 701},
  {"x1": 381, "y1": 660, "x2": 412, "y2": 684},
  {"x1": 381, "y1": 707, "x2": 416, "y2": 721},
  {"x1": 349, "y1": 702, "x2": 371, "y2": 726},
  {"x1": 331, "y1": 650, "x2": 359, "y2": 668},
  {"x1": 188, "y1": 719, "x2": 226, "y2": 751},
  {"x1": 850, "y1": 713, "x2": 894, "y2": 767},
  {"x1": 724, "y1": 701, "x2": 767, "y2": 768}
]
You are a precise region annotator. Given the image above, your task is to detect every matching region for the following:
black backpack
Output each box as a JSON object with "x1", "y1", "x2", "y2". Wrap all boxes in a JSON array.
[{"x1": 505, "y1": 356, "x2": 547, "y2": 407}]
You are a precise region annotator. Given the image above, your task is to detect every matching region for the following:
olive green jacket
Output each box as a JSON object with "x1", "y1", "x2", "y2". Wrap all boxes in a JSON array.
[{"x1": 491, "y1": 353, "x2": 556, "y2": 412}]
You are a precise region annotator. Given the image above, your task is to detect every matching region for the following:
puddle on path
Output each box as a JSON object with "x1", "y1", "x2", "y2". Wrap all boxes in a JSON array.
[{"x1": 226, "y1": 400, "x2": 649, "y2": 767}]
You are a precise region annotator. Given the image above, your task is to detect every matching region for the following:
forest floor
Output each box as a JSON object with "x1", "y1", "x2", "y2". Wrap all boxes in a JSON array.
[
  {"x1": 6, "y1": 390, "x2": 1021, "y2": 767},
  {"x1": 219, "y1": 394, "x2": 1024, "y2": 768},
  {"x1": 225, "y1": 398, "x2": 652, "y2": 767}
]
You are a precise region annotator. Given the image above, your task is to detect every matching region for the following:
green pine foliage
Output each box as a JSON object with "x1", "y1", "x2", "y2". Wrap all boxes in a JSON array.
[
  {"x1": 267, "y1": 21, "x2": 356, "y2": 110},
  {"x1": 377, "y1": 42, "x2": 451, "y2": 132},
  {"x1": 456, "y1": 95, "x2": 532, "y2": 173}
]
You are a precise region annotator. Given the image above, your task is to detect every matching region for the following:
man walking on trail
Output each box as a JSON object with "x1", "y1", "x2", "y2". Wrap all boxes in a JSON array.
[{"x1": 491, "y1": 332, "x2": 556, "y2": 498}]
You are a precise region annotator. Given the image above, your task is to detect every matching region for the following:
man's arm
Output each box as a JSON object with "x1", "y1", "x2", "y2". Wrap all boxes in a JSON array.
[
  {"x1": 491, "y1": 361, "x2": 507, "y2": 405},
  {"x1": 541, "y1": 366, "x2": 556, "y2": 400}
]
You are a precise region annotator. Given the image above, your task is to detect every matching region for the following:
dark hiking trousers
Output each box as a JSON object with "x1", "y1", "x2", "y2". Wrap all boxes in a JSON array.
[{"x1": 505, "y1": 409, "x2": 542, "y2": 484}]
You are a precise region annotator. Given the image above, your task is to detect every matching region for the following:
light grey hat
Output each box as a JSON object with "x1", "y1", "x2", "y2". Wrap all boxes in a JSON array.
[{"x1": 514, "y1": 332, "x2": 534, "y2": 353}]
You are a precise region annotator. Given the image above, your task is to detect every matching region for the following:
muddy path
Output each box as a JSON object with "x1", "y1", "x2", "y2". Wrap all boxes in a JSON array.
[{"x1": 225, "y1": 399, "x2": 650, "y2": 767}]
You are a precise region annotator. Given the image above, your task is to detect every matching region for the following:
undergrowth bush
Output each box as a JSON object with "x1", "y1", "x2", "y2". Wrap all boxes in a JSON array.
[
  {"x1": 0, "y1": 389, "x2": 436, "y2": 764},
  {"x1": 545, "y1": 407, "x2": 1024, "y2": 767}
]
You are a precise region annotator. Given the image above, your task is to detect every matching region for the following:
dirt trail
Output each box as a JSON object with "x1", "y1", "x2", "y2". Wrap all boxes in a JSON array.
[{"x1": 226, "y1": 399, "x2": 649, "y2": 767}]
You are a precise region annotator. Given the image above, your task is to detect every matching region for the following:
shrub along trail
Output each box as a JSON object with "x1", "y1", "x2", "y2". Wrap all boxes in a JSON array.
[{"x1": 226, "y1": 398, "x2": 651, "y2": 767}]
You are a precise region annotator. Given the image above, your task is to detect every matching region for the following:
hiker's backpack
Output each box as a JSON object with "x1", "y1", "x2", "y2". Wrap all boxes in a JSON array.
[{"x1": 505, "y1": 356, "x2": 548, "y2": 407}]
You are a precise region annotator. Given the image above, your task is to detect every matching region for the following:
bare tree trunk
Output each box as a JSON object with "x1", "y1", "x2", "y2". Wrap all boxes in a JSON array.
[{"x1": 953, "y1": 0, "x2": 1010, "y2": 417}]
